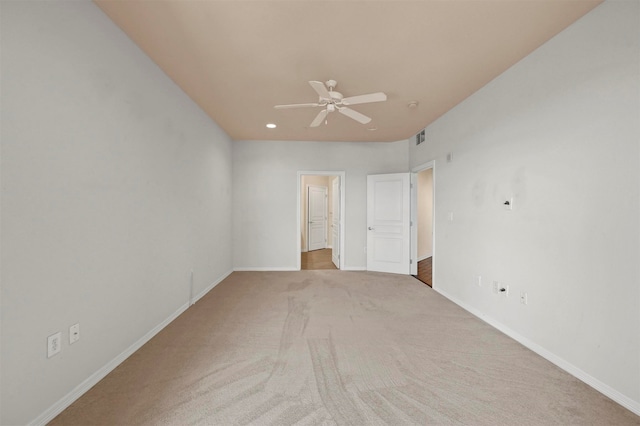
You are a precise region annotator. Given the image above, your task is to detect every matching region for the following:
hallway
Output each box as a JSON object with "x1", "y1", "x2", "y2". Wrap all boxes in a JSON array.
[{"x1": 301, "y1": 249, "x2": 337, "y2": 270}]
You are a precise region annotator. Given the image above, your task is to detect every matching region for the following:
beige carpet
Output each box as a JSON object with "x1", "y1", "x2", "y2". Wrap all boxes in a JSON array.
[{"x1": 51, "y1": 271, "x2": 639, "y2": 425}]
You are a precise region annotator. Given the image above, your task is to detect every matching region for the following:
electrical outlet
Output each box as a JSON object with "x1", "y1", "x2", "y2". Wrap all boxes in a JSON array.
[
  {"x1": 47, "y1": 332, "x2": 62, "y2": 358},
  {"x1": 520, "y1": 292, "x2": 528, "y2": 305},
  {"x1": 504, "y1": 197, "x2": 514, "y2": 211},
  {"x1": 493, "y1": 282, "x2": 509, "y2": 296},
  {"x1": 69, "y1": 323, "x2": 80, "y2": 344}
]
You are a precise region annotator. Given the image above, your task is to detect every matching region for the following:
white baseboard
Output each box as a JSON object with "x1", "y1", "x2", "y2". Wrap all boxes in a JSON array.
[
  {"x1": 418, "y1": 254, "x2": 431, "y2": 262},
  {"x1": 191, "y1": 269, "x2": 232, "y2": 305},
  {"x1": 233, "y1": 267, "x2": 298, "y2": 272},
  {"x1": 29, "y1": 270, "x2": 233, "y2": 426},
  {"x1": 433, "y1": 287, "x2": 640, "y2": 417},
  {"x1": 234, "y1": 266, "x2": 366, "y2": 272}
]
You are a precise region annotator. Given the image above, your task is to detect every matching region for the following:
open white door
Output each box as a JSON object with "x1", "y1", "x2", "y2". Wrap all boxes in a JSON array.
[
  {"x1": 307, "y1": 185, "x2": 327, "y2": 251},
  {"x1": 366, "y1": 173, "x2": 411, "y2": 274},
  {"x1": 331, "y1": 177, "x2": 340, "y2": 268}
]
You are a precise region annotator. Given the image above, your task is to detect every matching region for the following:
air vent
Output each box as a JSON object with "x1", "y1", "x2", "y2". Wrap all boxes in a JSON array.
[{"x1": 415, "y1": 129, "x2": 426, "y2": 145}]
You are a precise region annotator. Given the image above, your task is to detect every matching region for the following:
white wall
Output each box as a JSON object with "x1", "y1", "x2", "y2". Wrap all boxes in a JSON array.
[
  {"x1": 409, "y1": 0, "x2": 640, "y2": 412},
  {"x1": 233, "y1": 140, "x2": 408, "y2": 270},
  {"x1": 0, "y1": 2, "x2": 233, "y2": 424},
  {"x1": 417, "y1": 168, "x2": 433, "y2": 259}
]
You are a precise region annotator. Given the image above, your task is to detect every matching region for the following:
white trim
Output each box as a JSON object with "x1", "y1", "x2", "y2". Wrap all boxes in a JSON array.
[
  {"x1": 297, "y1": 171, "x2": 346, "y2": 271},
  {"x1": 411, "y1": 161, "x2": 436, "y2": 288},
  {"x1": 434, "y1": 286, "x2": 640, "y2": 417},
  {"x1": 233, "y1": 267, "x2": 298, "y2": 272},
  {"x1": 27, "y1": 304, "x2": 184, "y2": 426},
  {"x1": 191, "y1": 269, "x2": 233, "y2": 304},
  {"x1": 417, "y1": 255, "x2": 431, "y2": 262},
  {"x1": 29, "y1": 270, "x2": 233, "y2": 426},
  {"x1": 411, "y1": 160, "x2": 435, "y2": 173},
  {"x1": 343, "y1": 266, "x2": 367, "y2": 271},
  {"x1": 410, "y1": 172, "x2": 418, "y2": 275}
]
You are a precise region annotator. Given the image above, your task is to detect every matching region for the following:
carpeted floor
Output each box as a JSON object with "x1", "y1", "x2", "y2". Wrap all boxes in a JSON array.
[{"x1": 50, "y1": 271, "x2": 640, "y2": 425}]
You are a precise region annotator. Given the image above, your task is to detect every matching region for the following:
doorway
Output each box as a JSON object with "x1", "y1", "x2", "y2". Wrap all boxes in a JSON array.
[
  {"x1": 297, "y1": 171, "x2": 346, "y2": 270},
  {"x1": 412, "y1": 164, "x2": 434, "y2": 287}
]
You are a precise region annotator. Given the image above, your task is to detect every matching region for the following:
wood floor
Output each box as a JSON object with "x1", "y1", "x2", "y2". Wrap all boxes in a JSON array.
[
  {"x1": 415, "y1": 256, "x2": 432, "y2": 287},
  {"x1": 301, "y1": 248, "x2": 337, "y2": 270}
]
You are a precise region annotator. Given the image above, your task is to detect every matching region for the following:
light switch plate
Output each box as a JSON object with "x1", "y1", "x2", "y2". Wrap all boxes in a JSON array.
[{"x1": 69, "y1": 323, "x2": 80, "y2": 344}]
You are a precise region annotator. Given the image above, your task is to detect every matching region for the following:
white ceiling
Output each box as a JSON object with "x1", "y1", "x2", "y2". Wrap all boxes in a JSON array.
[{"x1": 95, "y1": 0, "x2": 602, "y2": 142}]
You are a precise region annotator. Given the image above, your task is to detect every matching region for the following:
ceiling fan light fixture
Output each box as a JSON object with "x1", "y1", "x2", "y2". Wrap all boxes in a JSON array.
[{"x1": 274, "y1": 80, "x2": 387, "y2": 128}]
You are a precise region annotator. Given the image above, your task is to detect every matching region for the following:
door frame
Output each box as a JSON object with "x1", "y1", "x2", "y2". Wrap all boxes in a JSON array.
[
  {"x1": 411, "y1": 161, "x2": 436, "y2": 287},
  {"x1": 330, "y1": 176, "x2": 340, "y2": 268},
  {"x1": 297, "y1": 171, "x2": 346, "y2": 270}
]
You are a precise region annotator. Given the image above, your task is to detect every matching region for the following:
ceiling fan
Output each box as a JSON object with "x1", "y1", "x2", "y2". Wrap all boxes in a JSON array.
[{"x1": 274, "y1": 80, "x2": 387, "y2": 127}]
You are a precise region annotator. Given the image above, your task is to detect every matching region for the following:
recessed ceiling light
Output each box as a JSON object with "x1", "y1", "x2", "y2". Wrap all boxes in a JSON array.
[
  {"x1": 266, "y1": 123, "x2": 277, "y2": 129},
  {"x1": 408, "y1": 101, "x2": 419, "y2": 109},
  {"x1": 367, "y1": 126, "x2": 378, "y2": 131}
]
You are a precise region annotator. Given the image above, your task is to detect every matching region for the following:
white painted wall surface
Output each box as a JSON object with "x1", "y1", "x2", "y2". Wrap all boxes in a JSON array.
[
  {"x1": 409, "y1": 1, "x2": 640, "y2": 411},
  {"x1": 417, "y1": 168, "x2": 433, "y2": 259},
  {"x1": 233, "y1": 140, "x2": 408, "y2": 270},
  {"x1": 0, "y1": 2, "x2": 233, "y2": 424}
]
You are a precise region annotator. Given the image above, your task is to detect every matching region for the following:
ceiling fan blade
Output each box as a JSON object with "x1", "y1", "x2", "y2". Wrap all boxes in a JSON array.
[
  {"x1": 274, "y1": 102, "x2": 321, "y2": 109},
  {"x1": 338, "y1": 107, "x2": 372, "y2": 124},
  {"x1": 309, "y1": 81, "x2": 331, "y2": 100},
  {"x1": 342, "y1": 92, "x2": 387, "y2": 106},
  {"x1": 310, "y1": 109, "x2": 328, "y2": 127}
]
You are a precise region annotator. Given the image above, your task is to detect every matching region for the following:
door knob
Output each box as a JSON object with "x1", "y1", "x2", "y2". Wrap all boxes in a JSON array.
[{"x1": 368, "y1": 227, "x2": 375, "y2": 231}]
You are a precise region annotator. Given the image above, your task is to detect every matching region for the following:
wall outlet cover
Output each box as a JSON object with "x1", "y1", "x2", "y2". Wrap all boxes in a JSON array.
[
  {"x1": 47, "y1": 332, "x2": 62, "y2": 358},
  {"x1": 504, "y1": 197, "x2": 514, "y2": 211}
]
